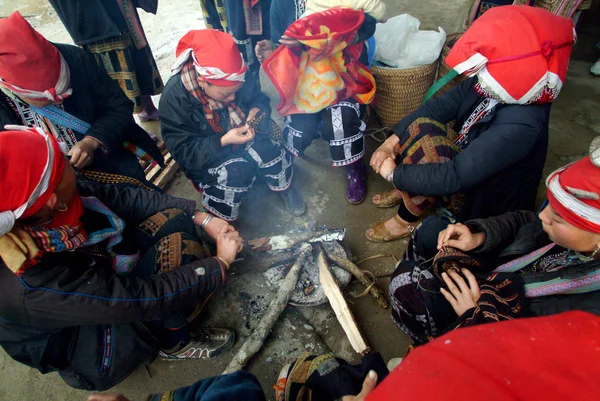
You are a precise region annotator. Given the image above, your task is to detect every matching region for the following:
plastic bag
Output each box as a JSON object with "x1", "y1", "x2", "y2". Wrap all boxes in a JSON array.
[{"x1": 374, "y1": 14, "x2": 446, "y2": 69}]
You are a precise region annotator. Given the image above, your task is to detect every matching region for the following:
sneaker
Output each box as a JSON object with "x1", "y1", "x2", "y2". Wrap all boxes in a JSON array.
[
  {"x1": 386, "y1": 357, "x2": 403, "y2": 371},
  {"x1": 346, "y1": 161, "x2": 367, "y2": 204},
  {"x1": 159, "y1": 328, "x2": 235, "y2": 360},
  {"x1": 279, "y1": 183, "x2": 306, "y2": 217},
  {"x1": 274, "y1": 362, "x2": 292, "y2": 401},
  {"x1": 591, "y1": 59, "x2": 600, "y2": 77}
]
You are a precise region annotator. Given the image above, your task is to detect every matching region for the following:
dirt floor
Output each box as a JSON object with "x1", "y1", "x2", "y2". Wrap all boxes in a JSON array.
[{"x1": 0, "y1": 1, "x2": 599, "y2": 400}]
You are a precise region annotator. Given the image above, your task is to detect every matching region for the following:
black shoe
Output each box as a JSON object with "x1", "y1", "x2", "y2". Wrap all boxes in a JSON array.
[
  {"x1": 159, "y1": 328, "x2": 235, "y2": 360},
  {"x1": 279, "y1": 183, "x2": 306, "y2": 217}
]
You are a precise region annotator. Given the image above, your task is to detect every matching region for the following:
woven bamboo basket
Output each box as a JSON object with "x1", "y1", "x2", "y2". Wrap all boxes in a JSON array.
[
  {"x1": 371, "y1": 60, "x2": 438, "y2": 127},
  {"x1": 434, "y1": 32, "x2": 468, "y2": 98}
]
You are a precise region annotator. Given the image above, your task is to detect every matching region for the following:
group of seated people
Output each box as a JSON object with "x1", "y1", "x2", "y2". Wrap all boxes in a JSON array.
[{"x1": 0, "y1": 3, "x2": 598, "y2": 399}]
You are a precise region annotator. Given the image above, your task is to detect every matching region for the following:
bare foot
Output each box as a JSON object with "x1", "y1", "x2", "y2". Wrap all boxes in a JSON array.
[{"x1": 372, "y1": 189, "x2": 403, "y2": 206}]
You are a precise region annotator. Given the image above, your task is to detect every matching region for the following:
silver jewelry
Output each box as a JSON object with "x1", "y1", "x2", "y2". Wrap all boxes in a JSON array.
[
  {"x1": 57, "y1": 203, "x2": 68, "y2": 212},
  {"x1": 385, "y1": 170, "x2": 394, "y2": 183},
  {"x1": 591, "y1": 245, "x2": 600, "y2": 259},
  {"x1": 201, "y1": 214, "x2": 213, "y2": 229}
]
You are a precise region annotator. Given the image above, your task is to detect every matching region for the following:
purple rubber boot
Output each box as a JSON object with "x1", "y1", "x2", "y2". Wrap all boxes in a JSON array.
[
  {"x1": 138, "y1": 95, "x2": 159, "y2": 122},
  {"x1": 346, "y1": 160, "x2": 367, "y2": 204}
]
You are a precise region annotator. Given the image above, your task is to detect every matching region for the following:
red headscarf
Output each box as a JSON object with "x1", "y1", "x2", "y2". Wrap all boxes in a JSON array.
[
  {"x1": 0, "y1": 127, "x2": 65, "y2": 236},
  {"x1": 171, "y1": 29, "x2": 247, "y2": 87},
  {"x1": 446, "y1": 6, "x2": 574, "y2": 105},
  {"x1": 367, "y1": 312, "x2": 600, "y2": 400},
  {"x1": 546, "y1": 139, "x2": 600, "y2": 233},
  {"x1": 0, "y1": 12, "x2": 72, "y2": 101}
]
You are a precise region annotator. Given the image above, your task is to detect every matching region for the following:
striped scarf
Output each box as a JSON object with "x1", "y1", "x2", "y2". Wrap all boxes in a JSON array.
[
  {"x1": 23, "y1": 223, "x2": 87, "y2": 255},
  {"x1": 180, "y1": 59, "x2": 246, "y2": 133},
  {"x1": 6, "y1": 197, "x2": 139, "y2": 275}
]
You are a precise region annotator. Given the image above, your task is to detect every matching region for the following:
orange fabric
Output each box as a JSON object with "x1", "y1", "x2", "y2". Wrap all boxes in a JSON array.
[
  {"x1": 368, "y1": 312, "x2": 600, "y2": 400},
  {"x1": 263, "y1": 7, "x2": 375, "y2": 116}
]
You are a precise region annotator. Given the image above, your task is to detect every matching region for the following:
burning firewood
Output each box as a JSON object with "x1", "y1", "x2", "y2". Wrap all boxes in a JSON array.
[
  {"x1": 223, "y1": 244, "x2": 313, "y2": 374},
  {"x1": 245, "y1": 228, "x2": 345, "y2": 253}
]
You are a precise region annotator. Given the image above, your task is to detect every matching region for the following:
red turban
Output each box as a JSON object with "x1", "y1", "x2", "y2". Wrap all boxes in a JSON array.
[
  {"x1": 0, "y1": 127, "x2": 65, "y2": 236},
  {"x1": 171, "y1": 29, "x2": 247, "y2": 87},
  {"x1": 546, "y1": 139, "x2": 600, "y2": 234},
  {"x1": 446, "y1": 6, "x2": 574, "y2": 105},
  {"x1": 0, "y1": 12, "x2": 72, "y2": 102},
  {"x1": 367, "y1": 312, "x2": 600, "y2": 400}
]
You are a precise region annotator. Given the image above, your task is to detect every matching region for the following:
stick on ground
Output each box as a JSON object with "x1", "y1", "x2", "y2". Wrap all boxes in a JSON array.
[
  {"x1": 222, "y1": 244, "x2": 313, "y2": 374},
  {"x1": 328, "y1": 254, "x2": 389, "y2": 309}
]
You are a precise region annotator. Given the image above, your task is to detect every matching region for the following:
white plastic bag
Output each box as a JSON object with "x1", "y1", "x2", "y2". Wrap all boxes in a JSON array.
[{"x1": 374, "y1": 14, "x2": 446, "y2": 69}]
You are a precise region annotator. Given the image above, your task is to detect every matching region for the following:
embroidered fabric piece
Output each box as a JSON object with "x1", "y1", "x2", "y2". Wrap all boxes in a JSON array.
[{"x1": 243, "y1": 0, "x2": 263, "y2": 35}]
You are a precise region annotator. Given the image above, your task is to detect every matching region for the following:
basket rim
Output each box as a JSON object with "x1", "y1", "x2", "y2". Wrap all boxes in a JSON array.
[{"x1": 371, "y1": 59, "x2": 438, "y2": 72}]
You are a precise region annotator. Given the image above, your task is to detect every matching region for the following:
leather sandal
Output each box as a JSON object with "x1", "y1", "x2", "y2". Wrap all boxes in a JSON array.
[
  {"x1": 365, "y1": 215, "x2": 421, "y2": 243},
  {"x1": 372, "y1": 189, "x2": 403, "y2": 209}
]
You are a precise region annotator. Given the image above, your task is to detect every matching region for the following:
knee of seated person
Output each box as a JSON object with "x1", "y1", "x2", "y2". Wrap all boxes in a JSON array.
[
  {"x1": 142, "y1": 208, "x2": 190, "y2": 232},
  {"x1": 415, "y1": 216, "x2": 452, "y2": 259},
  {"x1": 223, "y1": 160, "x2": 256, "y2": 188},
  {"x1": 321, "y1": 110, "x2": 362, "y2": 137}
]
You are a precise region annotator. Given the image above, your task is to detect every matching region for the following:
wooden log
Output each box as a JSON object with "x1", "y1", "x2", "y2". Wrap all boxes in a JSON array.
[
  {"x1": 153, "y1": 161, "x2": 179, "y2": 189},
  {"x1": 327, "y1": 254, "x2": 389, "y2": 309},
  {"x1": 139, "y1": 159, "x2": 150, "y2": 170},
  {"x1": 145, "y1": 163, "x2": 162, "y2": 181},
  {"x1": 317, "y1": 245, "x2": 370, "y2": 355},
  {"x1": 223, "y1": 244, "x2": 313, "y2": 374}
]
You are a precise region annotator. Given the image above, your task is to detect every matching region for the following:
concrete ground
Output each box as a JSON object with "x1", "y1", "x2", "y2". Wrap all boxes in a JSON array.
[{"x1": 0, "y1": 1, "x2": 599, "y2": 400}]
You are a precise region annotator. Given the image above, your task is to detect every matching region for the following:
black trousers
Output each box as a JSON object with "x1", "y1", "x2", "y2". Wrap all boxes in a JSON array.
[{"x1": 282, "y1": 99, "x2": 366, "y2": 167}]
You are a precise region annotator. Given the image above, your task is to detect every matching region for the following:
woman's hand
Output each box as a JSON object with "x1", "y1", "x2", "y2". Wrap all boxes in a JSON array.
[
  {"x1": 341, "y1": 370, "x2": 378, "y2": 401},
  {"x1": 255, "y1": 39, "x2": 274, "y2": 63},
  {"x1": 193, "y1": 211, "x2": 231, "y2": 241},
  {"x1": 440, "y1": 269, "x2": 481, "y2": 316},
  {"x1": 220, "y1": 125, "x2": 254, "y2": 146},
  {"x1": 247, "y1": 107, "x2": 261, "y2": 122},
  {"x1": 379, "y1": 157, "x2": 396, "y2": 182},
  {"x1": 437, "y1": 223, "x2": 486, "y2": 251},
  {"x1": 246, "y1": 107, "x2": 261, "y2": 137},
  {"x1": 279, "y1": 35, "x2": 301, "y2": 48},
  {"x1": 68, "y1": 137, "x2": 99, "y2": 168},
  {"x1": 370, "y1": 134, "x2": 399, "y2": 174},
  {"x1": 216, "y1": 225, "x2": 243, "y2": 266}
]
